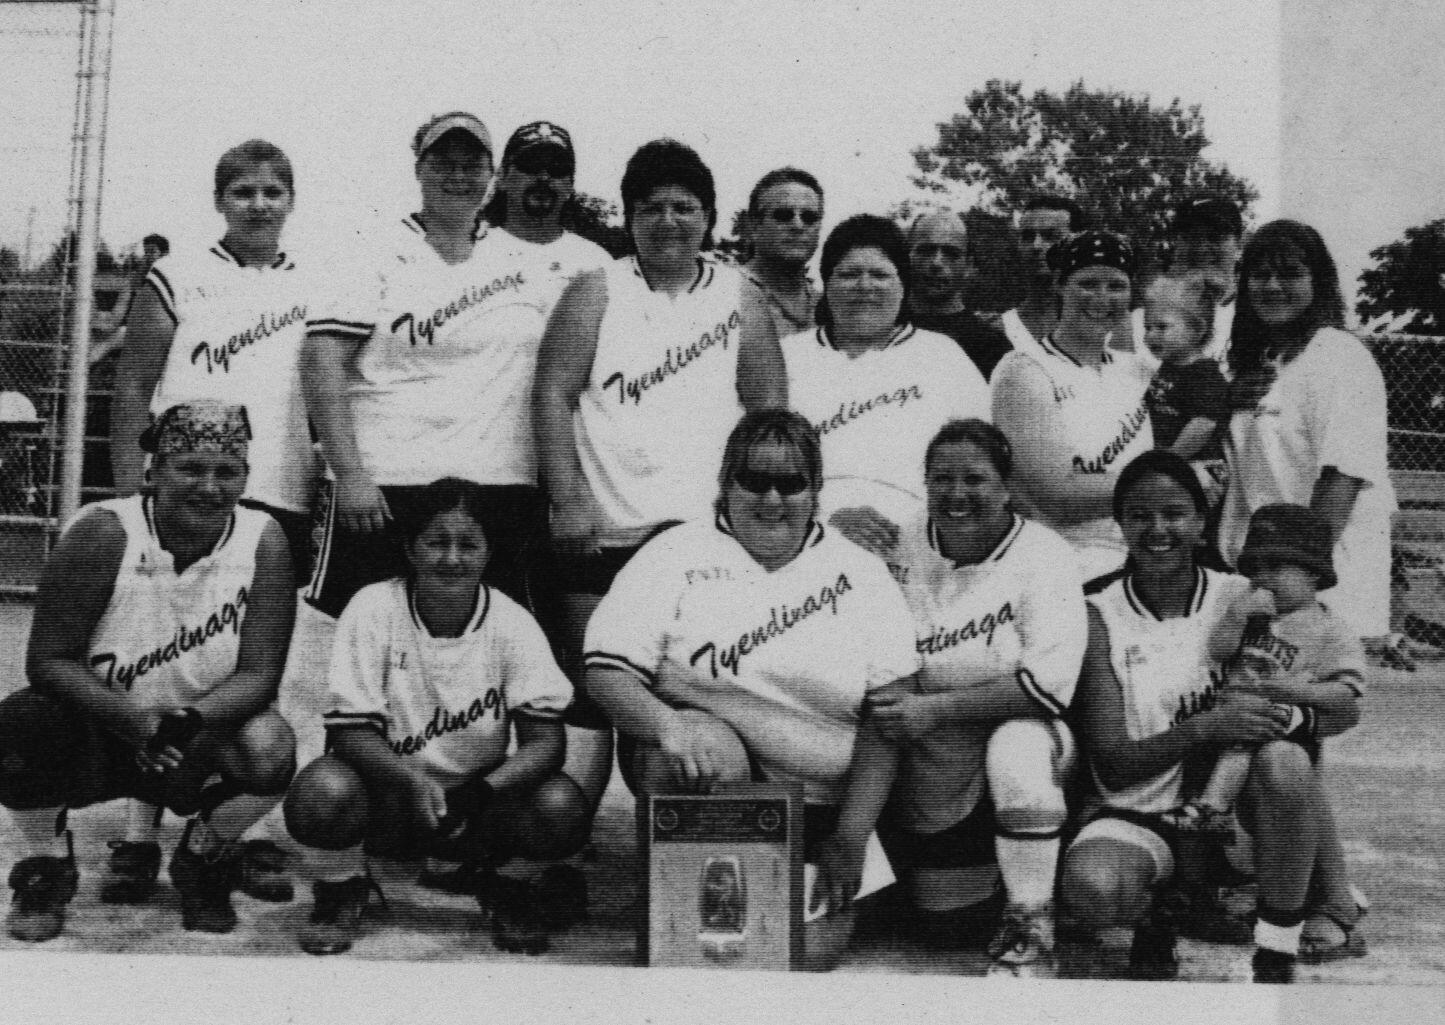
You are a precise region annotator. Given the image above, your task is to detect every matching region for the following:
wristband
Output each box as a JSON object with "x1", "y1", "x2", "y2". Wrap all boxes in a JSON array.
[
  {"x1": 1282, "y1": 704, "x2": 1317, "y2": 745},
  {"x1": 148, "y1": 707, "x2": 204, "y2": 756}
]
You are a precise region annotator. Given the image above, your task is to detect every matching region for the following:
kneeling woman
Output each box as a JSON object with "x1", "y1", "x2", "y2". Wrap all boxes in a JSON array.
[
  {"x1": 873, "y1": 419, "x2": 1086, "y2": 977},
  {"x1": 582, "y1": 410, "x2": 921, "y2": 970},
  {"x1": 284, "y1": 479, "x2": 590, "y2": 956},
  {"x1": 1061, "y1": 451, "x2": 1356, "y2": 983},
  {"x1": 3, "y1": 401, "x2": 297, "y2": 941}
]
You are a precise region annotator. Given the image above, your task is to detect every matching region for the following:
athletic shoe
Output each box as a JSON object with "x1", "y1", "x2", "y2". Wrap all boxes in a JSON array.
[
  {"x1": 1168, "y1": 881, "x2": 1254, "y2": 946},
  {"x1": 5, "y1": 833, "x2": 78, "y2": 942},
  {"x1": 534, "y1": 864, "x2": 589, "y2": 931},
  {"x1": 100, "y1": 840, "x2": 162, "y2": 905},
  {"x1": 1299, "y1": 901, "x2": 1368, "y2": 964},
  {"x1": 477, "y1": 871, "x2": 548, "y2": 955},
  {"x1": 1128, "y1": 912, "x2": 1179, "y2": 980},
  {"x1": 233, "y1": 839, "x2": 294, "y2": 903},
  {"x1": 986, "y1": 903, "x2": 1057, "y2": 978},
  {"x1": 299, "y1": 876, "x2": 376, "y2": 956},
  {"x1": 1252, "y1": 947, "x2": 1297, "y2": 983},
  {"x1": 417, "y1": 860, "x2": 490, "y2": 896},
  {"x1": 169, "y1": 823, "x2": 239, "y2": 933},
  {"x1": 1157, "y1": 803, "x2": 1236, "y2": 841}
]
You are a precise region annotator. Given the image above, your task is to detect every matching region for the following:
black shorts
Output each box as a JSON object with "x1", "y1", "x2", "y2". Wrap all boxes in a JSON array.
[
  {"x1": 305, "y1": 481, "x2": 549, "y2": 618},
  {"x1": 545, "y1": 521, "x2": 682, "y2": 597},
  {"x1": 239, "y1": 499, "x2": 313, "y2": 583},
  {"x1": 877, "y1": 796, "x2": 998, "y2": 872}
]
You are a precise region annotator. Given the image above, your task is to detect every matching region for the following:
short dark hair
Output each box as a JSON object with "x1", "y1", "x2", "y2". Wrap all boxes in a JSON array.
[
  {"x1": 816, "y1": 214, "x2": 910, "y2": 330},
  {"x1": 747, "y1": 167, "x2": 823, "y2": 217},
  {"x1": 214, "y1": 139, "x2": 294, "y2": 199},
  {"x1": 142, "y1": 234, "x2": 169, "y2": 256},
  {"x1": 925, "y1": 418, "x2": 1013, "y2": 479},
  {"x1": 621, "y1": 138, "x2": 717, "y2": 248},
  {"x1": 395, "y1": 477, "x2": 491, "y2": 549},
  {"x1": 1229, "y1": 219, "x2": 1346, "y2": 378},
  {"x1": 1023, "y1": 195, "x2": 1086, "y2": 232},
  {"x1": 715, "y1": 410, "x2": 822, "y2": 517},
  {"x1": 1112, "y1": 450, "x2": 1209, "y2": 522}
]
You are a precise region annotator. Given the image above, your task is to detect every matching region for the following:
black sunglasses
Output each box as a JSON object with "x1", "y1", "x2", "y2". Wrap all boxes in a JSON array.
[
  {"x1": 734, "y1": 468, "x2": 810, "y2": 496},
  {"x1": 513, "y1": 150, "x2": 574, "y2": 177},
  {"x1": 768, "y1": 207, "x2": 821, "y2": 226}
]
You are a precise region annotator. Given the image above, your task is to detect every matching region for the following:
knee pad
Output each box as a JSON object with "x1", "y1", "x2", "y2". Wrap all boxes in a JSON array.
[{"x1": 986, "y1": 719, "x2": 1074, "y2": 832}]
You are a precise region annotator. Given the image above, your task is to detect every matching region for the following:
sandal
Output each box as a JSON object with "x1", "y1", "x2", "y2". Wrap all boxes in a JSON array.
[{"x1": 1299, "y1": 902, "x2": 1368, "y2": 964}]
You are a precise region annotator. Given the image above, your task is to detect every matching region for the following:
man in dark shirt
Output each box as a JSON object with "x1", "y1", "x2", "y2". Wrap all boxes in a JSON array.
[{"x1": 906, "y1": 211, "x2": 1011, "y2": 379}]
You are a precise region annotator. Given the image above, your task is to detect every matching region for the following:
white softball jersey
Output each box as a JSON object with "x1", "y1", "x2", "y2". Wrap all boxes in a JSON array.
[
  {"x1": 147, "y1": 244, "x2": 318, "y2": 513},
  {"x1": 1086, "y1": 567, "x2": 1255, "y2": 814},
  {"x1": 783, "y1": 325, "x2": 991, "y2": 528},
  {"x1": 84, "y1": 496, "x2": 266, "y2": 711},
  {"x1": 573, "y1": 256, "x2": 749, "y2": 534},
  {"x1": 1220, "y1": 327, "x2": 1396, "y2": 637},
  {"x1": 991, "y1": 339, "x2": 1155, "y2": 580},
  {"x1": 323, "y1": 579, "x2": 572, "y2": 789},
  {"x1": 305, "y1": 216, "x2": 565, "y2": 487},
  {"x1": 892, "y1": 513, "x2": 1087, "y2": 833},
  {"x1": 1000, "y1": 308, "x2": 1151, "y2": 363},
  {"x1": 583, "y1": 517, "x2": 920, "y2": 804}
]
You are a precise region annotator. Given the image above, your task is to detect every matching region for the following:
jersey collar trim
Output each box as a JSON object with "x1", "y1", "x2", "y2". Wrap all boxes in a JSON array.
[
  {"x1": 1040, "y1": 334, "x2": 1113, "y2": 369},
  {"x1": 926, "y1": 512, "x2": 1024, "y2": 566},
  {"x1": 1122, "y1": 565, "x2": 1208, "y2": 621},
  {"x1": 211, "y1": 240, "x2": 289, "y2": 269},
  {"x1": 406, "y1": 580, "x2": 492, "y2": 637},
  {"x1": 817, "y1": 322, "x2": 916, "y2": 352},
  {"x1": 713, "y1": 511, "x2": 825, "y2": 551},
  {"x1": 632, "y1": 255, "x2": 712, "y2": 294},
  {"x1": 142, "y1": 495, "x2": 236, "y2": 562},
  {"x1": 405, "y1": 212, "x2": 489, "y2": 242}
]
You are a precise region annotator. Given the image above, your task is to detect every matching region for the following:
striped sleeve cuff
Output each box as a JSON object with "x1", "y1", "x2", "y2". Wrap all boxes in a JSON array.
[
  {"x1": 306, "y1": 317, "x2": 373, "y2": 341},
  {"x1": 1016, "y1": 666, "x2": 1067, "y2": 717},
  {"x1": 323, "y1": 710, "x2": 388, "y2": 734},
  {"x1": 582, "y1": 650, "x2": 656, "y2": 687},
  {"x1": 145, "y1": 269, "x2": 177, "y2": 323}
]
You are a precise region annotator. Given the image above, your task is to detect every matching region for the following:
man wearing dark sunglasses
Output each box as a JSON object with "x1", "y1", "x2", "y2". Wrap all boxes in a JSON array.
[
  {"x1": 741, "y1": 167, "x2": 824, "y2": 340},
  {"x1": 907, "y1": 211, "x2": 1012, "y2": 380}
]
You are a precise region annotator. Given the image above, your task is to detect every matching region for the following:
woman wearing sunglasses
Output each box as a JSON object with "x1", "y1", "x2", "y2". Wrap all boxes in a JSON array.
[
  {"x1": 740, "y1": 167, "x2": 824, "y2": 339},
  {"x1": 784, "y1": 215, "x2": 991, "y2": 569},
  {"x1": 581, "y1": 410, "x2": 920, "y2": 970}
]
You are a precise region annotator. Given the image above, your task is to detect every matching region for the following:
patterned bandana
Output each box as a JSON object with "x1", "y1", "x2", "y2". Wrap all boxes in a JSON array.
[
  {"x1": 1048, "y1": 230, "x2": 1137, "y2": 281},
  {"x1": 142, "y1": 401, "x2": 250, "y2": 459}
]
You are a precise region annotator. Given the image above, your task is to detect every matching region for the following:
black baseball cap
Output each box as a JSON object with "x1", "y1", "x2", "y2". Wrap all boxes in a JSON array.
[
  {"x1": 1172, "y1": 194, "x2": 1243, "y2": 238},
  {"x1": 503, "y1": 121, "x2": 574, "y2": 165}
]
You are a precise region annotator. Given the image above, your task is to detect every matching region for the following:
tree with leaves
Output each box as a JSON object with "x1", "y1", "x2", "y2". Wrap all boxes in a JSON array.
[
  {"x1": 1357, "y1": 219, "x2": 1445, "y2": 334},
  {"x1": 910, "y1": 80, "x2": 1257, "y2": 269}
]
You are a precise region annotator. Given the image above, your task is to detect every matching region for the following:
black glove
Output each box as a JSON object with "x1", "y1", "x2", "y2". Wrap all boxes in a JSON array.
[
  {"x1": 437, "y1": 778, "x2": 495, "y2": 839},
  {"x1": 148, "y1": 707, "x2": 204, "y2": 757}
]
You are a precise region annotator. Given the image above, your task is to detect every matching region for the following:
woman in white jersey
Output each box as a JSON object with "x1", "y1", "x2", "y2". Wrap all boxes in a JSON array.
[
  {"x1": 874, "y1": 419, "x2": 1085, "y2": 977},
  {"x1": 1219, "y1": 220, "x2": 1396, "y2": 648},
  {"x1": 1, "y1": 402, "x2": 296, "y2": 942},
  {"x1": 284, "y1": 478, "x2": 587, "y2": 956},
  {"x1": 1061, "y1": 450, "x2": 1354, "y2": 984},
  {"x1": 534, "y1": 139, "x2": 786, "y2": 808},
  {"x1": 302, "y1": 111, "x2": 555, "y2": 622},
  {"x1": 992, "y1": 232, "x2": 1155, "y2": 582},
  {"x1": 784, "y1": 215, "x2": 991, "y2": 570},
  {"x1": 581, "y1": 411, "x2": 920, "y2": 970},
  {"x1": 111, "y1": 139, "x2": 318, "y2": 578}
]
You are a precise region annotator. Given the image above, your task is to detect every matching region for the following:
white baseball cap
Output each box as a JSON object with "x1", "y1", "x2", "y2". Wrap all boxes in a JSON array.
[{"x1": 412, "y1": 112, "x2": 492, "y2": 159}]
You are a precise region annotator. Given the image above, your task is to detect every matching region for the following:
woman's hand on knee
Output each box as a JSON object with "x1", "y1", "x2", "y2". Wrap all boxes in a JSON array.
[
  {"x1": 812, "y1": 834, "x2": 865, "y2": 918},
  {"x1": 405, "y1": 772, "x2": 449, "y2": 834},
  {"x1": 656, "y1": 714, "x2": 726, "y2": 793},
  {"x1": 1200, "y1": 692, "x2": 1289, "y2": 746}
]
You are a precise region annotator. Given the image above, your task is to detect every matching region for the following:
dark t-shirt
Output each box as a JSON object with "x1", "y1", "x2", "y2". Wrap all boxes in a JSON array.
[
  {"x1": 1146, "y1": 358, "x2": 1229, "y2": 453},
  {"x1": 909, "y1": 307, "x2": 1012, "y2": 380}
]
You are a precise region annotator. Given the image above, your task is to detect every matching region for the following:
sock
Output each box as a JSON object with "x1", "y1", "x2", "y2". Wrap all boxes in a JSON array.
[
  {"x1": 996, "y1": 834, "x2": 1060, "y2": 909},
  {"x1": 203, "y1": 792, "x2": 281, "y2": 845},
  {"x1": 1255, "y1": 905, "x2": 1306, "y2": 956},
  {"x1": 310, "y1": 845, "x2": 366, "y2": 884},
  {"x1": 125, "y1": 800, "x2": 163, "y2": 843},
  {"x1": 10, "y1": 807, "x2": 68, "y2": 858}
]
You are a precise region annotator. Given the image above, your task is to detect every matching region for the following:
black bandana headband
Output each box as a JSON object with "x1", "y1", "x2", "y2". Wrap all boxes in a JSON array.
[
  {"x1": 140, "y1": 401, "x2": 251, "y2": 459},
  {"x1": 1048, "y1": 230, "x2": 1137, "y2": 281}
]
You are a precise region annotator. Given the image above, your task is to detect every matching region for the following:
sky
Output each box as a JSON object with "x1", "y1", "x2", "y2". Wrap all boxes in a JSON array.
[{"x1": 0, "y1": 0, "x2": 1281, "y2": 272}]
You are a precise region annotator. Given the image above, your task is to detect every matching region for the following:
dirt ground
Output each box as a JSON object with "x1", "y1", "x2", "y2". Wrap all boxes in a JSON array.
[{"x1": 0, "y1": 598, "x2": 1441, "y2": 995}]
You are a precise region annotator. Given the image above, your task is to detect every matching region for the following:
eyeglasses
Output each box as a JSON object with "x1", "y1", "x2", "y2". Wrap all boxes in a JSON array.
[
  {"x1": 512, "y1": 149, "x2": 574, "y2": 178},
  {"x1": 734, "y1": 468, "x2": 810, "y2": 496},
  {"x1": 768, "y1": 207, "x2": 821, "y2": 226}
]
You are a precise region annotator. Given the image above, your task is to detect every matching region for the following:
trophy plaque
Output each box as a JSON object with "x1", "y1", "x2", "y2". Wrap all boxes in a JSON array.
[{"x1": 639, "y1": 783, "x2": 804, "y2": 970}]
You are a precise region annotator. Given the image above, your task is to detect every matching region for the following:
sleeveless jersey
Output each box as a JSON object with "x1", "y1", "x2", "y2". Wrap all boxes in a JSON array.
[
  {"x1": 574, "y1": 256, "x2": 747, "y2": 533},
  {"x1": 784, "y1": 324, "x2": 991, "y2": 527},
  {"x1": 892, "y1": 513, "x2": 1086, "y2": 832},
  {"x1": 84, "y1": 496, "x2": 267, "y2": 711},
  {"x1": 1086, "y1": 567, "x2": 1254, "y2": 813},
  {"x1": 148, "y1": 244, "x2": 318, "y2": 513},
  {"x1": 306, "y1": 216, "x2": 563, "y2": 487}
]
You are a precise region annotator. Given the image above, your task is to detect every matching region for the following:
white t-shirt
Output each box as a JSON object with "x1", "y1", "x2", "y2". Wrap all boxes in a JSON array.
[
  {"x1": 486, "y1": 229, "x2": 610, "y2": 314},
  {"x1": 991, "y1": 339, "x2": 1155, "y2": 580},
  {"x1": 1086, "y1": 567, "x2": 1254, "y2": 814},
  {"x1": 1220, "y1": 327, "x2": 1396, "y2": 636},
  {"x1": 306, "y1": 216, "x2": 566, "y2": 487},
  {"x1": 574, "y1": 256, "x2": 748, "y2": 534},
  {"x1": 784, "y1": 324, "x2": 991, "y2": 527},
  {"x1": 84, "y1": 496, "x2": 267, "y2": 711},
  {"x1": 148, "y1": 244, "x2": 318, "y2": 513},
  {"x1": 891, "y1": 513, "x2": 1086, "y2": 833},
  {"x1": 583, "y1": 517, "x2": 920, "y2": 803},
  {"x1": 324, "y1": 578, "x2": 572, "y2": 789}
]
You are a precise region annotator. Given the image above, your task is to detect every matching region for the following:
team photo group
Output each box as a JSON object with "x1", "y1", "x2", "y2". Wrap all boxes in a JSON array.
[{"x1": 0, "y1": 107, "x2": 1390, "y2": 984}]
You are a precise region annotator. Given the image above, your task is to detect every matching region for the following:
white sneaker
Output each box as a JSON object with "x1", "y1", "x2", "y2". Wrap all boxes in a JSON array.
[{"x1": 987, "y1": 902, "x2": 1057, "y2": 978}]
